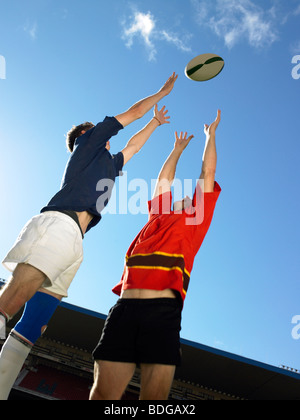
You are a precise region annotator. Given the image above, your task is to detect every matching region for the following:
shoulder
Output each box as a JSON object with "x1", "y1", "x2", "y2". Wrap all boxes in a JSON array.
[{"x1": 94, "y1": 117, "x2": 124, "y2": 133}]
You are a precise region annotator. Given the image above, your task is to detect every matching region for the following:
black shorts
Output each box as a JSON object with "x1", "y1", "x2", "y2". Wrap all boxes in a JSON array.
[{"x1": 93, "y1": 298, "x2": 182, "y2": 367}]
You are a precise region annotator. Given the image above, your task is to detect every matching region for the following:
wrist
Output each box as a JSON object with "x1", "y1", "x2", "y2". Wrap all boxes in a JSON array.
[
  {"x1": 173, "y1": 146, "x2": 184, "y2": 156},
  {"x1": 206, "y1": 131, "x2": 216, "y2": 138},
  {"x1": 153, "y1": 116, "x2": 161, "y2": 126},
  {"x1": 157, "y1": 89, "x2": 166, "y2": 99}
]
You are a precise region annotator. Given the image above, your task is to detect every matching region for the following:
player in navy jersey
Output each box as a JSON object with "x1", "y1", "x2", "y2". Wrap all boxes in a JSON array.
[{"x1": 0, "y1": 73, "x2": 177, "y2": 400}]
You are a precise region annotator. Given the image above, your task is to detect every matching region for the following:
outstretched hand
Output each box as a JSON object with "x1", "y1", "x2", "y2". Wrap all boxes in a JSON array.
[
  {"x1": 154, "y1": 104, "x2": 170, "y2": 126},
  {"x1": 174, "y1": 131, "x2": 194, "y2": 151},
  {"x1": 159, "y1": 72, "x2": 178, "y2": 97},
  {"x1": 204, "y1": 109, "x2": 221, "y2": 136}
]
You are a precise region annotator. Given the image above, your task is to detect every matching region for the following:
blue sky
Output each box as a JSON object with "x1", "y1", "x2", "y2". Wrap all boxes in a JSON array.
[{"x1": 0, "y1": 0, "x2": 300, "y2": 372}]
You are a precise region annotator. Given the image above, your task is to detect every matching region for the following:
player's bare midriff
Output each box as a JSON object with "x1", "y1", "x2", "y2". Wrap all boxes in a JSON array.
[{"x1": 121, "y1": 289, "x2": 177, "y2": 299}]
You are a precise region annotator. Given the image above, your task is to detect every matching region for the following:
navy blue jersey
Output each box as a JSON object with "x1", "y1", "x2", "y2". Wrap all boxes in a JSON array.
[{"x1": 41, "y1": 116, "x2": 124, "y2": 232}]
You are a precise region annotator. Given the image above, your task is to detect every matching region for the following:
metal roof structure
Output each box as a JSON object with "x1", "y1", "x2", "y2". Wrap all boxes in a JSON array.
[
  {"x1": 1, "y1": 280, "x2": 300, "y2": 400},
  {"x1": 37, "y1": 301, "x2": 300, "y2": 400}
]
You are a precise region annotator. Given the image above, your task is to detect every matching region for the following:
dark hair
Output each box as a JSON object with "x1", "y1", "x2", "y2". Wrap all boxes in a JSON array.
[{"x1": 66, "y1": 122, "x2": 95, "y2": 152}]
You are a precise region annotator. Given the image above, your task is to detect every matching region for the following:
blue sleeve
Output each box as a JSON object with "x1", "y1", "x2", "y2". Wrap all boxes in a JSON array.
[
  {"x1": 112, "y1": 152, "x2": 124, "y2": 177},
  {"x1": 75, "y1": 117, "x2": 123, "y2": 151}
]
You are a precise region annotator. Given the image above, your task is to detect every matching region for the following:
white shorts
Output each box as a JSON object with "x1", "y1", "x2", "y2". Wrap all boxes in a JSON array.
[{"x1": 2, "y1": 212, "x2": 84, "y2": 298}]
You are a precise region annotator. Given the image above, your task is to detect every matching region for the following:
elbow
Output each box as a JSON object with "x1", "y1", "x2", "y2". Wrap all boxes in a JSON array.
[
  {"x1": 200, "y1": 168, "x2": 216, "y2": 192},
  {"x1": 131, "y1": 104, "x2": 144, "y2": 121},
  {"x1": 133, "y1": 146, "x2": 141, "y2": 156},
  {"x1": 201, "y1": 167, "x2": 216, "y2": 178},
  {"x1": 129, "y1": 143, "x2": 140, "y2": 157},
  {"x1": 130, "y1": 142, "x2": 141, "y2": 155}
]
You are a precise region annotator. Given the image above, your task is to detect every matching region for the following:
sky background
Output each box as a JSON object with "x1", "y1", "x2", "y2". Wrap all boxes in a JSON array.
[{"x1": 0, "y1": 0, "x2": 299, "y2": 372}]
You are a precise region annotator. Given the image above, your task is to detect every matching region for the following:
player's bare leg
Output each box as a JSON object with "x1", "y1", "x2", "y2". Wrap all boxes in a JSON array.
[
  {"x1": 90, "y1": 361, "x2": 136, "y2": 400},
  {"x1": 140, "y1": 364, "x2": 176, "y2": 400}
]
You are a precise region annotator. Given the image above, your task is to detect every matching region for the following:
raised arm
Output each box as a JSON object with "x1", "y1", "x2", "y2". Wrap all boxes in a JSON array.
[
  {"x1": 200, "y1": 110, "x2": 221, "y2": 192},
  {"x1": 122, "y1": 105, "x2": 170, "y2": 166},
  {"x1": 115, "y1": 73, "x2": 178, "y2": 128},
  {"x1": 153, "y1": 131, "x2": 194, "y2": 199}
]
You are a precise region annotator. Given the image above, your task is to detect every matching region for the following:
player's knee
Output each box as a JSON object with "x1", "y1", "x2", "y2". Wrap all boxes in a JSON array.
[
  {"x1": 90, "y1": 364, "x2": 124, "y2": 401},
  {"x1": 89, "y1": 384, "x2": 103, "y2": 400},
  {"x1": 89, "y1": 378, "x2": 110, "y2": 401},
  {"x1": 14, "y1": 292, "x2": 60, "y2": 346},
  {"x1": 90, "y1": 384, "x2": 123, "y2": 401}
]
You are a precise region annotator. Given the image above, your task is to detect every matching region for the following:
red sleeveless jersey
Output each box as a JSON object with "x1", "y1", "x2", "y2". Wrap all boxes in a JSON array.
[{"x1": 113, "y1": 182, "x2": 221, "y2": 304}]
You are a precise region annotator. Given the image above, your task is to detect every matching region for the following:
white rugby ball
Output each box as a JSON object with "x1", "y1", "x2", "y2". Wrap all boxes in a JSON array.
[{"x1": 185, "y1": 53, "x2": 225, "y2": 82}]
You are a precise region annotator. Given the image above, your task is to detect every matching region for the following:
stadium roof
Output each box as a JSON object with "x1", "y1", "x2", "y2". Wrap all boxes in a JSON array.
[
  {"x1": 1, "y1": 278, "x2": 299, "y2": 401},
  {"x1": 33, "y1": 301, "x2": 300, "y2": 400}
]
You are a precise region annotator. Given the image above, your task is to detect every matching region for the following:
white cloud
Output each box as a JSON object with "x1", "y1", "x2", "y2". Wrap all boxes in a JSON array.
[
  {"x1": 160, "y1": 30, "x2": 192, "y2": 53},
  {"x1": 290, "y1": 40, "x2": 300, "y2": 54},
  {"x1": 24, "y1": 21, "x2": 38, "y2": 40},
  {"x1": 122, "y1": 11, "x2": 191, "y2": 61},
  {"x1": 293, "y1": 4, "x2": 300, "y2": 16},
  {"x1": 192, "y1": 0, "x2": 278, "y2": 49},
  {"x1": 123, "y1": 12, "x2": 157, "y2": 61}
]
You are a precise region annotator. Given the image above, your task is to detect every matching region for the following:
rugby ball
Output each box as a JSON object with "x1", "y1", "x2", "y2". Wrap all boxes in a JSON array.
[{"x1": 185, "y1": 53, "x2": 225, "y2": 82}]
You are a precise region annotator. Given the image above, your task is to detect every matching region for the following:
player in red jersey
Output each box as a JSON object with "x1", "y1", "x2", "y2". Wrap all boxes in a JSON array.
[{"x1": 90, "y1": 110, "x2": 221, "y2": 401}]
